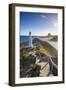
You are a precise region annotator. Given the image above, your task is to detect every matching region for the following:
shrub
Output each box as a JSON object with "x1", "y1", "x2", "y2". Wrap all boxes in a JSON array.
[{"x1": 30, "y1": 64, "x2": 41, "y2": 77}]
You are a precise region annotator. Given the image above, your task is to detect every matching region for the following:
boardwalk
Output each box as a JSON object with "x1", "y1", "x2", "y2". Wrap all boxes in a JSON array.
[
  {"x1": 36, "y1": 56, "x2": 58, "y2": 77},
  {"x1": 37, "y1": 62, "x2": 50, "y2": 76}
]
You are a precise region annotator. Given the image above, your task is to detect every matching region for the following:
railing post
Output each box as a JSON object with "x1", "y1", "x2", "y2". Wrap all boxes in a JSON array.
[{"x1": 48, "y1": 57, "x2": 53, "y2": 73}]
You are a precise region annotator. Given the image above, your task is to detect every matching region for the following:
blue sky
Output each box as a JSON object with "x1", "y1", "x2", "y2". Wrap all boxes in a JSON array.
[{"x1": 20, "y1": 12, "x2": 58, "y2": 36}]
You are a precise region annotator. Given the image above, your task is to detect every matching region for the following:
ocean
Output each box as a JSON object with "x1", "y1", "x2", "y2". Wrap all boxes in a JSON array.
[
  {"x1": 20, "y1": 36, "x2": 29, "y2": 44},
  {"x1": 20, "y1": 36, "x2": 37, "y2": 44}
]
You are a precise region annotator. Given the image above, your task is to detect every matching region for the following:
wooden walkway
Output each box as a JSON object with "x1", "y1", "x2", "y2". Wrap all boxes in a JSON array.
[{"x1": 36, "y1": 56, "x2": 58, "y2": 77}]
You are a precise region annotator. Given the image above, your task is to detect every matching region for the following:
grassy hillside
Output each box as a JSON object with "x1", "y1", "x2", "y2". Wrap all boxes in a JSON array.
[
  {"x1": 33, "y1": 38, "x2": 57, "y2": 58},
  {"x1": 50, "y1": 36, "x2": 58, "y2": 41}
]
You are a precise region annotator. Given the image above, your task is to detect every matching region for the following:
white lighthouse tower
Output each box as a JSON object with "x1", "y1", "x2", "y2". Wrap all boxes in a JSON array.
[{"x1": 29, "y1": 32, "x2": 33, "y2": 48}]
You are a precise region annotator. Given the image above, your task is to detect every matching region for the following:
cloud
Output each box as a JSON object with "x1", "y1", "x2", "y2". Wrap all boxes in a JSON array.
[
  {"x1": 53, "y1": 23, "x2": 58, "y2": 27},
  {"x1": 40, "y1": 15, "x2": 46, "y2": 18}
]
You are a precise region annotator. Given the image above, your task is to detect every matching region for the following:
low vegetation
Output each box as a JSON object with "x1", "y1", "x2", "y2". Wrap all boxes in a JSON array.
[
  {"x1": 20, "y1": 49, "x2": 41, "y2": 77},
  {"x1": 20, "y1": 37, "x2": 58, "y2": 77}
]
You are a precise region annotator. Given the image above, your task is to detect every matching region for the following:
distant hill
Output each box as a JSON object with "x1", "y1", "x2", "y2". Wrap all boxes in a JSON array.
[
  {"x1": 33, "y1": 38, "x2": 57, "y2": 58},
  {"x1": 50, "y1": 36, "x2": 58, "y2": 41}
]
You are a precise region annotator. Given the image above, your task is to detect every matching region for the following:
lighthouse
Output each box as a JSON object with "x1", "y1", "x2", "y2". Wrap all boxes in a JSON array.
[{"x1": 29, "y1": 32, "x2": 33, "y2": 48}]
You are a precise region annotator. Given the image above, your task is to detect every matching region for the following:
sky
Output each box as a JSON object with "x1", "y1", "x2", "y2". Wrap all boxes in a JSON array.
[{"x1": 20, "y1": 12, "x2": 58, "y2": 36}]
